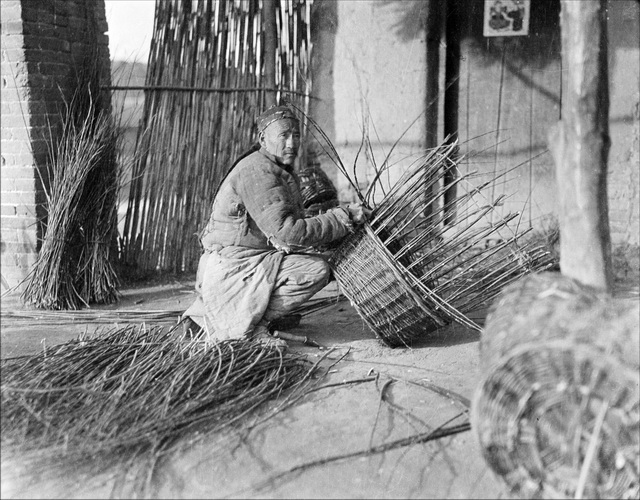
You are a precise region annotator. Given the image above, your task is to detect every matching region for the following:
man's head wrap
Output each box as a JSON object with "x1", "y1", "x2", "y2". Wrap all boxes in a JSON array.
[{"x1": 256, "y1": 105, "x2": 299, "y2": 134}]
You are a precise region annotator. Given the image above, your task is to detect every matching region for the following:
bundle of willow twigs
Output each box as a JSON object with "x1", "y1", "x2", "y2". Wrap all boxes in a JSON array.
[
  {"x1": 1, "y1": 324, "x2": 314, "y2": 488},
  {"x1": 300, "y1": 109, "x2": 557, "y2": 346},
  {"x1": 2, "y1": 294, "x2": 345, "y2": 327},
  {"x1": 0, "y1": 308, "x2": 184, "y2": 325},
  {"x1": 20, "y1": 86, "x2": 121, "y2": 310}
]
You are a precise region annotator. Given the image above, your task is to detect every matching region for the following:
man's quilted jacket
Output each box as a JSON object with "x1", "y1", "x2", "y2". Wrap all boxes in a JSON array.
[{"x1": 200, "y1": 147, "x2": 353, "y2": 252}]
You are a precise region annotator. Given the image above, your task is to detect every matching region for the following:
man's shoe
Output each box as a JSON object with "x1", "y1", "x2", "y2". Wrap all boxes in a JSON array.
[
  {"x1": 181, "y1": 317, "x2": 204, "y2": 337},
  {"x1": 250, "y1": 325, "x2": 288, "y2": 350}
]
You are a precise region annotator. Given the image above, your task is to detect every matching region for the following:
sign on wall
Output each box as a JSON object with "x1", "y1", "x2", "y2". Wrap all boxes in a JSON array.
[{"x1": 483, "y1": 0, "x2": 530, "y2": 37}]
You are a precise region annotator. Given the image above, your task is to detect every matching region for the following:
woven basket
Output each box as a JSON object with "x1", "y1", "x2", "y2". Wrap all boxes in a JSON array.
[
  {"x1": 471, "y1": 272, "x2": 640, "y2": 499},
  {"x1": 329, "y1": 224, "x2": 447, "y2": 347},
  {"x1": 298, "y1": 164, "x2": 338, "y2": 208},
  {"x1": 327, "y1": 141, "x2": 557, "y2": 347}
]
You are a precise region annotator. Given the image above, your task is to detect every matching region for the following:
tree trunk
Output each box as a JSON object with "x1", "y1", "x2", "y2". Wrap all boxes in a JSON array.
[{"x1": 548, "y1": 0, "x2": 613, "y2": 291}]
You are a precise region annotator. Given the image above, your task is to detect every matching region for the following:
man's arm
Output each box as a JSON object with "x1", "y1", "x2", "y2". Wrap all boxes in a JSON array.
[{"x1": 238, "y1": 163, "x2": 353, "y2": 250}]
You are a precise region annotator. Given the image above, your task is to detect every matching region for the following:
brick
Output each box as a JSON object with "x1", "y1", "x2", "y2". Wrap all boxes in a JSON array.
[
  {"x1": 0, "y1": 269, "x2": 31, "y2": 292},
  {"x1": 1, "y1": 70, "x2": 28, "y2": 88},
  {"x1": 27, "y1": 72, "x2": 58, "y2": 88},
  {"x1": 28, "y1": 85, "x2": 67, "y2": 100},
  {"x1": 0, "y1": 203, "x2": 37, "y2": 219},
  {"x1": 0, "y1": 34, "x2": 26, "y2": 49},
  {"x1": 2, "y1": 47, "x2": 26, "y2": 64},
  {"x1": 0, "y1": 205, "x2": 33, "y2": 219},
  {"x1": 0, "y1": 206, "x2": 17, "y2": 216},
  {"x1": 37, "y1": 62, "x2": 71, "y2": 77},
  {"x1": 1, "y1": 266, "x2": 33, "y2": 281},
  {"x1": 0, "y1": 140, "x2": 28, "y2": 155},
  {"x1": 3, "y1": 126, "x2": 32, "y2": 142},
  {"x1": 0, "y1": 192, "x2": 36, "y2": 206},
  {"x1": 68, "y1": 16, "x2": 89, "y2": 34},
  {"x1": 0, "y1": 217, "x2": 40, "y2": 233},
  {"x1": 20, "y1": 6, "x2": 39, "y2": 23},
  {"x1": 0, "y1": 226, "x2": 38, "y2": 244},
  {"x1": 11, "y1": 123, "x2": 33, "y2": 137},
  {"x1": 23, "y1": 48, "x2": 70, "y2": 65},
  {"x1": 0, "y1": 234, "x2": 38, "y2": 250},
  {"x1": 2, "y1": 100, "x2": 31, "y2": 115},
  {"x1": 96, "y1": 33, "x2": 109, "y2": 45},
  {"x1": 0, "y1": 231, "x2": 37, "y2": 247},
  {"x1": 1, "y1": 84, "x2": 30, "y2": 102},
  {"x1": 37, "y1": 11, "x2": 55, "y2": 25},
  {"x1": 3, "y1": 177, "x2": 37, "y2": 192},
  {"x1": 28, "y1": 113, "x2": 60, "y2": 132},
  {"x1": 54, "y1": 14, "x2": 69, "y2": 28},
  {"x1": 1, "y1": 20, "x2": 25, "y2": 36},
  {"x1": 13, "y1": 204, "x2": 39, "y2": 218},
  {"x1": 27, "y1": 99, "x2": 64, "y2": 116},
  {"x1": 0, "y1": 165, "x2": 36, "y2": 180},
  {"x1": 0, "y1": 2, "x2": 22, "y2": 22},
  {"x1": 23, "y1": 35, "x2": 70, "y2": 53},
  {"x1": 2, "y1": 269, "x2": 35, "y2": 285},
  {"x1": 1, "y1": 251, "x2": 38, "y2": 269},
  {"x1": 1, "y1": 152, "x2": 36, "y2": 167}
]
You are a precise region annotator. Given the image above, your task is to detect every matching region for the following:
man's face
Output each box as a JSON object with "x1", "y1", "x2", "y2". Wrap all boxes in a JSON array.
[{"x1": 259, "y1": 118, "x2": 300, "y2": 166}]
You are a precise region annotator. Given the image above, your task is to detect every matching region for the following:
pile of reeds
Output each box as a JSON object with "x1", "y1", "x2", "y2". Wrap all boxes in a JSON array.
[
  {"x1": 1, "y1": 324, "x2": 314, "y2": 492},
  {"x1": 120, "y1": 0, "x2": 313, "y2": 274},
  {"x1": 304, "y1": 113, "x2": 557, "y2": 346},
  {"x1": 20, "y1": 89, "x2": 121, "y2": 310}
]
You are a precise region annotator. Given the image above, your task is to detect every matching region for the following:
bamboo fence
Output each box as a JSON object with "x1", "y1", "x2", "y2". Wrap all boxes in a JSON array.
[{"x1": 120, "y1": 0, "x2": 313, "y2": 274}]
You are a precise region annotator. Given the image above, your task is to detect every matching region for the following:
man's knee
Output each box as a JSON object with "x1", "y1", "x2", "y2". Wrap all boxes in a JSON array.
[
  {"x1": 279, "y1": 254, "x2": 331, "y2": 291},
  {"x1": 305, "y1": 256, "x2": 331, "y2": 284},
  {"x1": 195, "y1": 252, "x2": 210, "y2": 293}
]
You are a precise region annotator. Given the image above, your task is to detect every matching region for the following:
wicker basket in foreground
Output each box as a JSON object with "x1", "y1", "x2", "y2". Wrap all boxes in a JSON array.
[
  {"x1": 471, "y1": 272, "x2": 640, "y2": 499},
  {"x1": 329, "y1": 142, "x2": 557, "y2": 347}
]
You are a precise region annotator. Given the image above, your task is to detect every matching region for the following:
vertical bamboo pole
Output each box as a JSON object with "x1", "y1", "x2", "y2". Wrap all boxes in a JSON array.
[
  {"x1": 424, "y1": 0, "x2": 442, "y2": 219},
  {"x1": 549, "y1": 0, "x2": 612, "y2": 290},
  {"x1": 443, "y1": 0, "x2": 460, "y2": 226},
  {"x1": 263, "y1": 0, "x2": 278, "y2": 107},
  {"x1": 425, "y1": 0, "x2": 442, "y2": 149}
]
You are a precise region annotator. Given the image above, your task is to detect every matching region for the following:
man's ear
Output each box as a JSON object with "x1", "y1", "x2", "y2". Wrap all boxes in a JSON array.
[{"x1": 258, "y1": 132, "x2": 266, "y2": 147}]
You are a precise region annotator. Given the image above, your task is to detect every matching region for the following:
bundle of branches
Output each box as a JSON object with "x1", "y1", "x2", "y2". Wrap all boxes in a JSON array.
[
  {"x1": 1, "y1": 308, "x2": 184, "y2": 325},
  {"x1": 1, "y1": 324, "x2": 314, "y2": 494},
  {"x1": 21, "y1": 90, "x2": 121, "y2": 310},
  {"x1": 300, "y1": 111, "x2": 557, "y2": 346}
]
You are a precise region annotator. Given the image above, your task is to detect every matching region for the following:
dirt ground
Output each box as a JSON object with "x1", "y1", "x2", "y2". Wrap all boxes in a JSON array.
[{"x1": 1, "y1": 264, "x2": 638, "y2": 499}]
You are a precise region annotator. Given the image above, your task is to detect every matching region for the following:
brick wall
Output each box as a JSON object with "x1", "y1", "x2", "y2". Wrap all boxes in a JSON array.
[{"x1": 1, "y1": 0, "x2": 111, "y2": 294}]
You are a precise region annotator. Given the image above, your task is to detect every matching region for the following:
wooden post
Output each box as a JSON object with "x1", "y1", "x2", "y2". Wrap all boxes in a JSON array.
[
  {"x1": 424, "y1": 0, "x2": 442, "y2": 219},
  {"x1": 443, "y1": 0, "x2": 460, "y2": 226},
  {"x1": 549, "y1": 0, "x2": 613, "y2": 291},
  {"x1": 425, "y1": 0, "x2": 442, "y2": 150},
  {"x1": 263, "y1": 0, "x2": 277, "y2": 107}
]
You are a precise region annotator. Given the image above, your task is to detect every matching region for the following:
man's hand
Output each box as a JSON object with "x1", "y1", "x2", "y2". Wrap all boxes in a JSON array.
[{"x1": 347, "y1": 203, "x2": 373, "y2": 224}]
